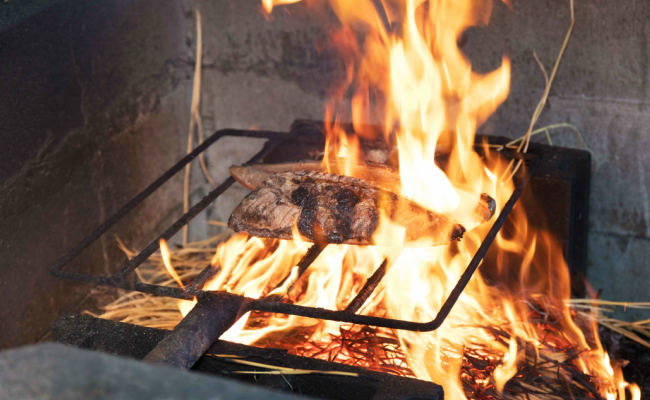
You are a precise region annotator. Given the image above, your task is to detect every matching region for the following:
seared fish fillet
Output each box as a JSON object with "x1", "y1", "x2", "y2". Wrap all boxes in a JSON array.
[
  {"x1": 230, "y1": 161, "x2": 496, "y2": 228},
  {"x1": 230, "y1": 161, "x2": 401, "y2": 192},
  {"x1": 228, "y1": 171, "x2": 465, "y2": 247}
]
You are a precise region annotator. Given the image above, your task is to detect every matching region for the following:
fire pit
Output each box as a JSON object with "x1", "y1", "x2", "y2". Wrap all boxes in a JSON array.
[
  {"x1": 1, "y1": 0, "x2": 647, "y2": 399},
  {"x1": 47, "y1": 119, "x2": 606, "y2": 400},
  {"x1": 51, "y1": 122, "x2": 537, "y2": 368}
]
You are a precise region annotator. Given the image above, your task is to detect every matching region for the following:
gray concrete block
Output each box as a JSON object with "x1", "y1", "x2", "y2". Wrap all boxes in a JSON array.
[
  {"x1": 461, "y1": 0, "x2": 650, "y2": 311},
  {"x1": 0, "y1": 86, "x2": 191, "y2": 349},
  {"x1": 0, "y1": 343, "x2": 305, "y2": 400},
  {"x1": 588, "y1": 232, "x2": 650, "y2": 321},
  {"x1": 0, "y1": 0, "x2": 193, "y2": 348}
]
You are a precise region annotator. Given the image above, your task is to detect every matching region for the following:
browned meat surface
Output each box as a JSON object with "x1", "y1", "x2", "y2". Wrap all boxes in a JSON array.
[
  {"x1": 229, "y1": 161, "x2": 401, "y2": 192},
  {"x1": 230, "y1": 162, "x2": 496, "y2": 227},
  {"x1": 229, "y1": 171, "x2": 465, "y2": 246}
]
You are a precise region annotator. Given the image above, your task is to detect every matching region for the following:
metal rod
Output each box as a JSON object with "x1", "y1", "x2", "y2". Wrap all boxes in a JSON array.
[
  {"x1": 118, "y1": 281, "x2": 194, "y2": 300},
  {"x1": 50, "y1": 130, "x2": 284, "y2": 285},
  {"x1": 143, "y1": 291, "x2": 248, "y2": 370},
  {"x1": 270, "y1": 243, "x2": 325, "y2": 299},
  {"x1": 186, "y1": 264, "x2": 221, "y2": 294},
  {"x1": 345, "y1": 258, "x2": 389, "y2": 313},
  {"x1": 111, "y1": 177, "x2": 235, "y2": 282},
  {"x1": 143, "y1": 245, "x2": 324, "y2": 369},
  {"x1": 111, "y1": 139, "x2": 281, "y2": 282}
]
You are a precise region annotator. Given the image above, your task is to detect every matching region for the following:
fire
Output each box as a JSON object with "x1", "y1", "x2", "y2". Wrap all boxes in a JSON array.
[
  {"x1": 158, "y1": 1, "x2": 638, "y2": 399},
  {"x1": 159, "y1": 239, "x2": 185, "y2": 289},
  {"x1": 160, "y1": 238, "x2": 197, "y2": 317}
]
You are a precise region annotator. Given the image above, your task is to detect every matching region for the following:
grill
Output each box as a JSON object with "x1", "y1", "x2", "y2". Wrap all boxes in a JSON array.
[{"x1": 49, "y1": 121, "x2": 540, "y2": 371}]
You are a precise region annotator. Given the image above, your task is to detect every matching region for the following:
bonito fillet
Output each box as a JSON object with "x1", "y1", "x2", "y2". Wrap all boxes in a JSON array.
[
  {"x1": 230, "y1": 161, "x2": 496, "y2": 229},
  {"x1": 230, "y1": 161, "x2": 401, "y2": 192},
  {"x1": 228, "y1": 171, "x2": 466, "y2": 247}
]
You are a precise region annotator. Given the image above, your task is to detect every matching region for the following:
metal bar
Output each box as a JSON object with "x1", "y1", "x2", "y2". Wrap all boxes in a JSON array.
[
  {"x1": 412, "y1": 154, "x2": 540, "y2": 331},
  {"x1": 118, "y1": 281, "x2": 195, "y2": 300},
  {"x1": 273, "y1": 243, "x2": 325, "y2": 298},
  {"x1": 294, "y1": 244, "x2": 326, "y2": 277},
  {"x1": 186, "y1": 264, "x2": 221, "y2": 294},
  {"x1": 117, "y1": 271, "x2": 214, "y2": 300},
  {"x1": 344, "y1": 258, "x2": 389, "y2": 313},
  {"x1": 110, "y1": 176, "x2": 235, "y2": 282},
  {"x1": 117, "y1": 244, "x2": 324, "y2": 302},
  {"x1": 143, "y1": 291, "x2": 248, "y2": 369},
  {"x1": 142, "y1": 244, "x2": 325, "y2": 370},
  {"x1": 112, "y1": 137, "x2": 281, "y2": 280},
  {"x1": 370, "y1": 0, "x2": 392, "y2": 32},
  {"x1": 264, "y1": 243, "x2": 325, "y2": 302},
  {"x1": 50, "y1": 129, "x2": 284, "y2": 285},
  {"x1": 250, "y1": 297, "x2": 424, "y2": 329}
]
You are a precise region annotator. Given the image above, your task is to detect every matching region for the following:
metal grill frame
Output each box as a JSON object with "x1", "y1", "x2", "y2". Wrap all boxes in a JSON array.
[{"x1": 50, "y1": 128, "x2": 539, "y2": 333}]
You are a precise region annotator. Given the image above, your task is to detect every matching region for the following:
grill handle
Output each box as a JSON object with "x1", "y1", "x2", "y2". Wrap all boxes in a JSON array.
[{"x1": 143, "y1": 291, "x2": 249, "y2": 370}]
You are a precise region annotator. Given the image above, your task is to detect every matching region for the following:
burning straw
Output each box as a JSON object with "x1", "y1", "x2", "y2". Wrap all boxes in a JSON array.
[{"x1": 87, "y1": 235, "x2": 646, "y2": 400}]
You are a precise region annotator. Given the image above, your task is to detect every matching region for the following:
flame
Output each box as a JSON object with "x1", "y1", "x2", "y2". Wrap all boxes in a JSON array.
[
  {"x1": 179, "y1": 297, "x2": 197, "y2": 318},
  {"x1": 160, "y1": 238, "x2": 197, "y2": 317},
  {"x1": 156, "y1": 1, "x2": 637, "y2": 398},
  {"x1": 159, "y1": 239, "x2": 184, "y2": 289},
  {"x1": 493, "y1": 333, "x2": 518, "y2": 392},
  {"x1": 262, "y1": 0, "x2": 301, "y2": 14}
]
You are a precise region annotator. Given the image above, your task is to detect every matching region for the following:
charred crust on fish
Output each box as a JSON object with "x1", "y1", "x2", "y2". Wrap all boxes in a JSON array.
[{"x1": 229, "y1": 171, "x2": 464, "y2": 247}]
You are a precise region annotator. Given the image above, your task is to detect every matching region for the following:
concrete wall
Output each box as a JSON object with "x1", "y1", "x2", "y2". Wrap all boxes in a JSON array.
[
  {"x1": 0, "y1": 0, "x2": 648, "y2": 349},
  {"x1": 0, "y1": 0, "x2": 192, "y2": 348},
  {"x1": 466, "y1": 0, "x2": 650, "y2": 319}
]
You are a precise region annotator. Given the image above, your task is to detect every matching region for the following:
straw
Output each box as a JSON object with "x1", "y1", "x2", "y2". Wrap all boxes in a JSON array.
[
  {"x1": 502, "y1": 0, "x2": 576, "y2": 182},
  {"x1": 206, "y1": 355, "x2": 359, "y2": 377},
  {"x1": 566, "y1": 299, "x2": 650, "y2": 349},
  {"x1": 182, "y1": 10, "x2": 218, "y2": 246}
]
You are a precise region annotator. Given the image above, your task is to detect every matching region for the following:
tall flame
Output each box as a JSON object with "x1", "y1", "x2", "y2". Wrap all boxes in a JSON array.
[{"x1": 164, "y1": 1, "x2": 638, "y2": 399}]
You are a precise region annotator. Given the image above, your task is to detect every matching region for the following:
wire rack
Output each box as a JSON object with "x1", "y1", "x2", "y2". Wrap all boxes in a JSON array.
[{"x1": 51, "y1": 128, "x2": 539, "y2": 333}]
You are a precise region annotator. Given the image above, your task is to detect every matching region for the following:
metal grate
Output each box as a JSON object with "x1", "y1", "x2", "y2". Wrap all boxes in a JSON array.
[
  {"x1": 50, "y1": 126, "x2": 539, "y2": 369},
  {"x1": 51, "y1": 127, "x2": 538, "y2": 332}
]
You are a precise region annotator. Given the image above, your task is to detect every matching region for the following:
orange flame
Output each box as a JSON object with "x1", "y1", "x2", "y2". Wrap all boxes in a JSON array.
[
  {"x1": 158, "y1": 1, "x2": 638, "y2": 398},
  {"x1": 159, "y1": 239, "x2": 184, "y2": 289}
]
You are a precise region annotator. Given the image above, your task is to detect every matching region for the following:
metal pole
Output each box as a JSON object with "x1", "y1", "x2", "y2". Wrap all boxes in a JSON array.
[{"x1": 143, "y1": 291, "x2": 249, "y2": 370}]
